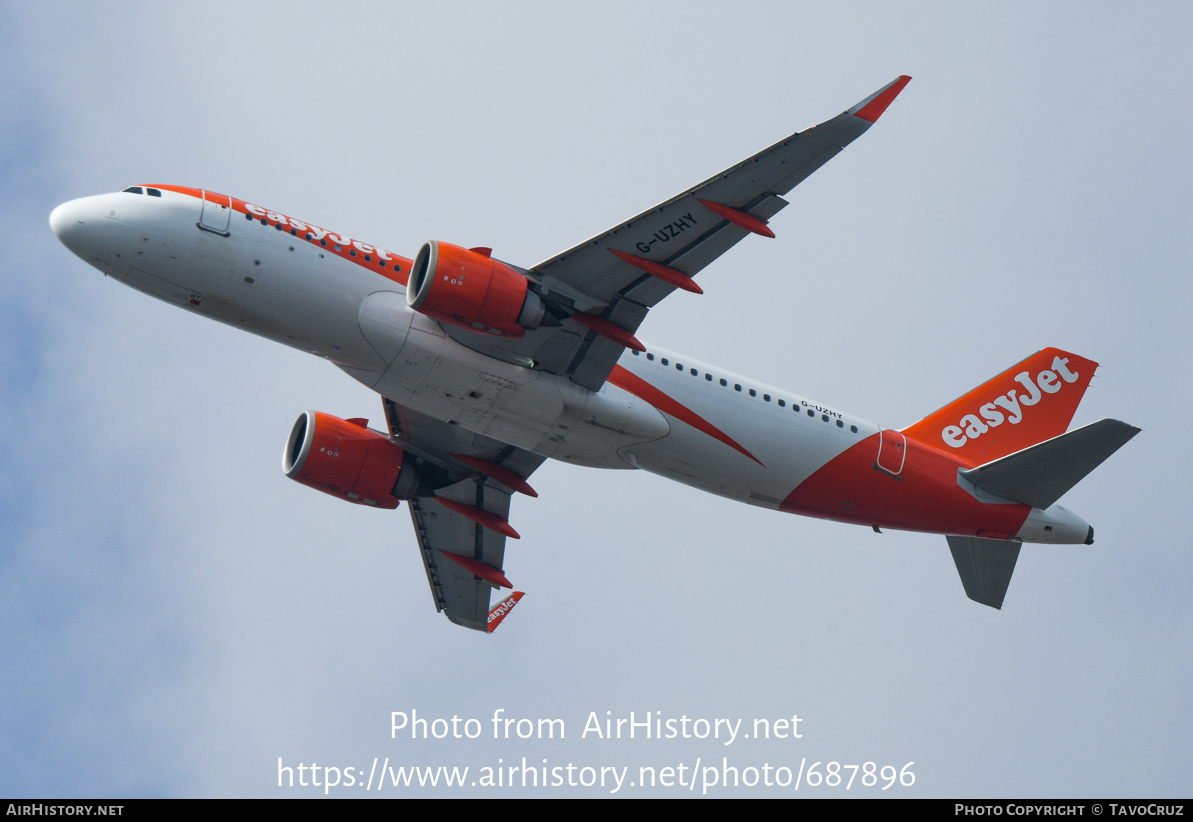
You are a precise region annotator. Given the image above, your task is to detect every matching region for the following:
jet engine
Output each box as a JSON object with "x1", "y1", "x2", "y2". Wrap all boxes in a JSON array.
[
  {"x1": 407, "y1": 241, "x2": 545, "y2": 337},
  {"x1": 283, "y1": 411, "x2": 417, "y2": 508}
]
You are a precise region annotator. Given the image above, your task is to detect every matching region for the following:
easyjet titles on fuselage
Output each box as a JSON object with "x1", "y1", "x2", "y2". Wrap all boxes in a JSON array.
[{"x1": 242, "y1": 202, "x2": 398, "y2": 263}]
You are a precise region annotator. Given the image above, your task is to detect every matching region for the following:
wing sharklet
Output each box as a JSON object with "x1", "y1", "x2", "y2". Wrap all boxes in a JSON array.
[
  {"x1": 851, "y1": 75, "x2": 913, "y2": 123},
  {"x1": 487, "y1": 591, "x2": 524, "y2": 633}
]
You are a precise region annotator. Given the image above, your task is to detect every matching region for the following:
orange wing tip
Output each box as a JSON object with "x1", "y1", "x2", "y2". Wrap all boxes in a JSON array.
[
  {"x1": 449, "y1": 453, "x2": 539, "y2": 497},
  {"x1": 696, "y1": 199, "x2": 775, "y2": 238},
  {"x1": 438, "y1": 549, "x2": 512, "y2": 588},
  {"x1": 853, "y1": 75, "x2": 912, "y2": 123},
  {"x1": 607, "y1": 248, "x2": 703, "y2": 294},
  {"x1": 434, "y1": 497, "x2": 521, "y2": 539},
  {"x1": 568, "y1": 313, "x2": 646, "y2": 352},
  {"x1": 487, "y1": 591, "x2": 525, "y2": 633}
]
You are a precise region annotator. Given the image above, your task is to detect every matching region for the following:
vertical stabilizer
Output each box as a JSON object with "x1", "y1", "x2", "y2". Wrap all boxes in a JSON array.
[
  {"x1": 904, "y1": 348, "x2": 1097, "y2": 465},
  {"x1": 946, "y1": 536, "x2": 1022, "y2": 609}
]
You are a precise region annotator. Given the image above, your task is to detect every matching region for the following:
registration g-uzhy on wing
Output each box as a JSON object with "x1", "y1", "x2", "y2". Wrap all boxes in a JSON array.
[{"x1": 50, "y1": 76, "x2": 1138, "y2": 631}]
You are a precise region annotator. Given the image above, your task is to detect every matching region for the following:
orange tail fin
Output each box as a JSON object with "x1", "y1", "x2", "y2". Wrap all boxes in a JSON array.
[{"x1": 903, "y1": 348, "x2": 1097, "y2": 465}]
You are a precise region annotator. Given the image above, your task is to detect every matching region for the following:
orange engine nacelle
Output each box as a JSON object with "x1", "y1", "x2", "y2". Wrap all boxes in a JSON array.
[
  {"x1": 283, "y1": 411, "x2": 412, "y2": 508},
  {"x1": 406, "y1": 241, "x2": 544, "y2": 337}
]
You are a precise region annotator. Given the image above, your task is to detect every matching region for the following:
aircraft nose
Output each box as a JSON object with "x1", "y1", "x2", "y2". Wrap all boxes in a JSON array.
[
  {"x1": 51, "y1": 195, "x2": 117, "y2": 263},
  {"x1": 50, "y1": 197, "x2": 90, "y2": 251}
]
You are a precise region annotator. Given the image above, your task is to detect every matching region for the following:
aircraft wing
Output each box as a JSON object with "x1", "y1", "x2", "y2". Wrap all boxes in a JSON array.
[
  {"x1": 442, "y1": 76, "x2": 911, "y2": 391},
  {"x1": 382, "y1": 397, "x2": 543, "y2": 632}
]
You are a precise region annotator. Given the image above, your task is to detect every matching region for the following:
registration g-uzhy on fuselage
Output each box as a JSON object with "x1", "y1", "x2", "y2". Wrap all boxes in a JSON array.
[{"x1": 49, "y1": 76, "x2": 1138, "y2": 631}]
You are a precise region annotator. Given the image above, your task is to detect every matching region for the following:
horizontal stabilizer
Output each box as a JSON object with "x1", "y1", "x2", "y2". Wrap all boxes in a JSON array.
[
  {"x1": 947, "y1": 535, "x2": 1022, "y2": 609},
  {"x1": 959, "y1": 419, "x2": 1140, "y2": 510}
]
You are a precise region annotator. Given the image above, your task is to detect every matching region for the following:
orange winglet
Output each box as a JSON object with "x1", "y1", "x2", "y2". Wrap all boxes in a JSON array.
[
  {"x1": 696, "y1": 199, "x2": 775, "y2": 238},
  {"x1": 487, "y1": 591, "x2": 524, "y2": 633},
  {"x1": 568, "y1": 313, "x2": 646, "y2": 352},
  {"x1": 450, "y1": 454, "x2": 538, "y2": 497},
  {"x1": 434, "y1": 497, "x2": 521, "y2": 539},
  {"x1": 853, "y1": 75, "x2": 912, "y2": 123},
  {"x1": 438, "y1": 549, "x2": 512, "y2": 588},
  {"x1": 607, "y1": 249, "x2": 703, "y2": 294}
]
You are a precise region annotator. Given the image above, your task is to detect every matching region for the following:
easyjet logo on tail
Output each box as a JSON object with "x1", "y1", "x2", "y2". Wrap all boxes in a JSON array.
[
  {"x1": 902, "y1": 348, "x2": 1098, "y2": 465},
  {"x1": 941, "y1": 355, "x2": 1080, "y2": 448}
]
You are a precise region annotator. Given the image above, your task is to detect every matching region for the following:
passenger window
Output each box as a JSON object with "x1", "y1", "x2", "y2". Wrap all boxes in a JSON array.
[
  {"x1": 778, "y1": 399, "x2": 785, "y2": 407},
  {"x1": 748, "y1": 389, "x2": 756, "y2": 397},
  {"x1": 850, "y1": 425, "x2": 858, "y2": 433},
  {"x1": 734, "y1": 384, "x2": 742, "y2": 392},
  {"x1": 705, "y1": 374, "x2": 712, "y2": 381},
  {"x1": 807, "y1": 409, "x2": 814, "y2": 417},
  {"x1": 720, "y1": 379, "x2": 727, "y2": 387},
  {"x1": 763, "y1": 394, "x2": 771, "y2": 402},
  {"x1": 646, "y1": 353, "x2": 655, "y2": 361},
  {"x1": 661, "y1": 358, "x2": 669, "y2": 366},
  {"x1": 836, "y1": 420, "x2": 844, "y2": 428}
]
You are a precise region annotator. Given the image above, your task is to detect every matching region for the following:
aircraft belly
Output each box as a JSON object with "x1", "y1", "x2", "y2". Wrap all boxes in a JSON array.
[
  {"x1": 359, "y1": 312, "x2": 669, "y2": 465},
  {"x1": 357, "y1": 290, "x2": 413, "y2": 365},
  {"x1": 622, "y1": 418, "x2": 848, "y2": 508},
  {"x1": 546, "y1": 382, "x2": 670, "y2": 469}
]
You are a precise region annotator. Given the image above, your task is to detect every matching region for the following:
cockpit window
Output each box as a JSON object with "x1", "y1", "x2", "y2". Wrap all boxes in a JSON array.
[
  {"x1": 146, "y1": 188, "x2": 162, "y2": 197},
  {"x1": 122, "y1": 186, "x2": 144, "y2": 195}
]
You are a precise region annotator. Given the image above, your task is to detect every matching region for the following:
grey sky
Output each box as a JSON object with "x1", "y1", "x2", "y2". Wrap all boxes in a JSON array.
[{"x1": 2, "y1": 2, "x2": 1189, "y2": 797}]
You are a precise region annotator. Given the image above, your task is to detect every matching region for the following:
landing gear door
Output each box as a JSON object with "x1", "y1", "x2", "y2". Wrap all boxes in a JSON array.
[
  {"x1": 876, "y1": 429, "x2": 906, "y2": 477},
  {"x1": 198, "y1": 190, "x2": 231, "y2": 236}
]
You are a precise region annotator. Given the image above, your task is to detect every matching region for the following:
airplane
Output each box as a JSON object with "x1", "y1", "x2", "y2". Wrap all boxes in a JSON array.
[{"x1": 49, "y1": 76, "x2": 1138, "y2": 633}]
